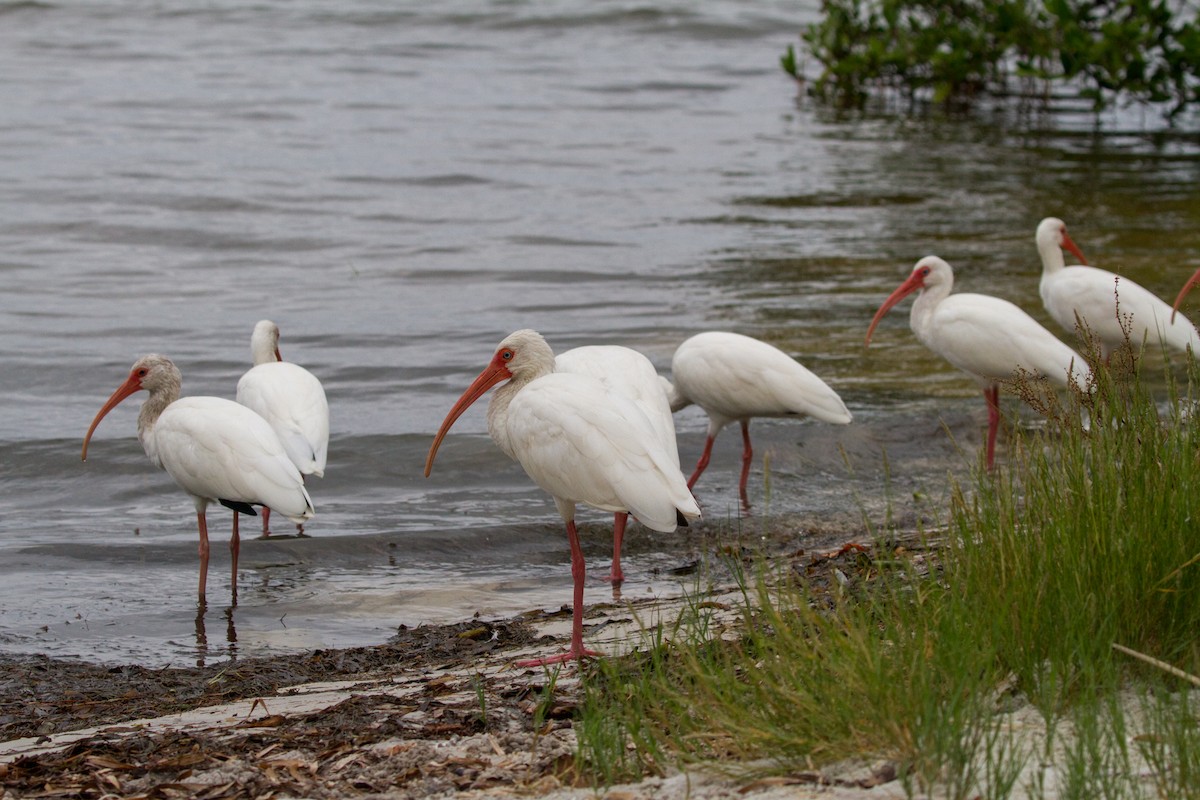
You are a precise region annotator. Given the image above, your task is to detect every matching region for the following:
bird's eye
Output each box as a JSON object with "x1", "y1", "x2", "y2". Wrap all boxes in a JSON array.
[
  {"x1": 137, "y1": 368, "x2": 148, "y2": 377},
  {"x1": 501, "y1": 350, "x2": 514, "y2": 361},
  {"x1": 920, "y1": 267, "x2": 931, "y2": 277}
]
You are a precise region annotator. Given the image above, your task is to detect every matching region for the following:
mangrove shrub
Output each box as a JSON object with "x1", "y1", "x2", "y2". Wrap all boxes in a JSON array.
[{"x1": 787, "y1": 0, "x2": 1200, "y2": 115}]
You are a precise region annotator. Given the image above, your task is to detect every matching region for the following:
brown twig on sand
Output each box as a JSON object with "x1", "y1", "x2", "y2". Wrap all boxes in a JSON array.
[{"x1": 1112, "y1": 642, "x2": 1200, "y2": 688}]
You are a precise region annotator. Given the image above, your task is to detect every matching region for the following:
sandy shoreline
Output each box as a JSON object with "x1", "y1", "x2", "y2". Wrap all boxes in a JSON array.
[{"x1": 0, "y1": 531, "x2": 907, "y2": 799}]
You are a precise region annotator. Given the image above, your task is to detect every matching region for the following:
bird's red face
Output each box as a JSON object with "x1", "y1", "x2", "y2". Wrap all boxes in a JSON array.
[
  {"x1": 423, "y1": 346, "x2": 516, "y2": 477},
  {"x1": 864, "y1": 263, "x2": 930, "y2": 347},
  {"x1": 81, "y1": 364, "x2": 148, "y2": 461},
  {"x1": 1172, "y1": 267, "x2": 1200, "y2": 322}
]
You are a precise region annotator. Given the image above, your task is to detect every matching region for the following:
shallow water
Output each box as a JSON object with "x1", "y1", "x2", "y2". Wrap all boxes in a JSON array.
[{"x1": 2, "y1": 0, "x2": 1199, "y2": 667}]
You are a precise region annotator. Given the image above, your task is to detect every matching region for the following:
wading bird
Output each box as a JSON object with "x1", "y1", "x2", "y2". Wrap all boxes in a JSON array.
[
  {"x1": 866, "y1": 256, "x2": 1090, "y2": 469},
  {"x1": 83, "y1": 354, "x2": 314, "y2": 601},
  {"x1": 555, "y1": 344, "x2": 680, "y2": 585},
  {"x1": 236, "y1": 320, "x2": 329, "y2": 537},
  {"x1": 661, "y1": 331, "x2": 852, "y2": 511},
  {"x1": 425, "y1": 330, "x2": 700, "y2": 666},
  {"x1": 1037, "y1": 216, "x2": 1200, "y2": 359}
]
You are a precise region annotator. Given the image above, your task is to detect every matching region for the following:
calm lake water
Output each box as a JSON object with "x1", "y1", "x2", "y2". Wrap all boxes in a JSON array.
[{"x1": 2, "y1": 0, "x2": 1199, "y2": 667}]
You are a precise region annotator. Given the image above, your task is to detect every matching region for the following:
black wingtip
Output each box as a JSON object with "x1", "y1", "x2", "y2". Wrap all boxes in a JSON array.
[
  {"x1": 676, "y1": 509, "x2": 689, "y2": 528},
  {"x1": 219, "y1": 499, "x2": 258, "y2": 516}
]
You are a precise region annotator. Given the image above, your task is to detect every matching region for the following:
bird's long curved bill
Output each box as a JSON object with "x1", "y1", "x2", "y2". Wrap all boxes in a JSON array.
[
  {"x1": 1062, "y1": 232, "x2": 1088, "y2": 266},
  {"x1": 1060, "y1": 231, "x2": 1089, "y2": 266},
  {"x1": 865, "y1": 277, "x2": 921, "y2": 347},
  {"x1": 1171, "y1": 268, "x2": 1200, "y2": 323},
  {"x1": 81, "y1": 376, "x2": 141, "y2": 461},
  {"x1": 423, "y1": 364, "x2": 510, "y2": 477}
]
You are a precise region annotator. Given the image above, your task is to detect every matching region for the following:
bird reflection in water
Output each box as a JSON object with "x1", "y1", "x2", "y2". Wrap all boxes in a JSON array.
[{"x1": 193, "y1": 600, "x2": 239, "y2": 668}]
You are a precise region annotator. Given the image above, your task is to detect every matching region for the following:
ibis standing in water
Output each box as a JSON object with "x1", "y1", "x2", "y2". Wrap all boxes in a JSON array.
[
  {"x1": 661, "y1": 331, "x2": 852, "y2": 512},
  {"x1": 866, "y1": 256, "x2": 1091, "y2": 470},
  {"x1": 1036, "y1": 216, "x2": 1200, "y2": 360},
  {"x1": 82, "y1": 354, "x2": 314, "y2": 601},
  {"x1": 555, "y1": 344, "x2": 681, "y2": 585},
  {"x1": 424, "y1": 330, "x2": 700, "y2": 666},
  {"x1": 236, "y1": 320, "x2": 329, "y2": 537}
]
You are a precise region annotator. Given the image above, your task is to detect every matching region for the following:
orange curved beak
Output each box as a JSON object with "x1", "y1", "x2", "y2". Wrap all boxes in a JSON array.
[
  {"x1": 423, "y1": 358, "x2": 512, "y2": 477},
  {"x1": 865, "y1": 270, "x2": 925, "y2": 347},
  {"x1": 1171, "y1": 267, "x2": 1200, "y2": 323},
  {"x1": 1062, "y1": 231, "x2": 1088, "y2": 266},
  {"x1": 81, "y1": 372, "x2": 144, "y2": 461}
]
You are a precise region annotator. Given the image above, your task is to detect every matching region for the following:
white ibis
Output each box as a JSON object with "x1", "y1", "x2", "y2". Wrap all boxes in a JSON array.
[
  {"x1": 555, "y1": 344, "x2": 681, "y2": 584},
  {"x1": 866, "y1": 256, "x2": 1091, "y2": 469},
  {"x1": 236, "y1": 320, "x2": 329, "y2": 537},
  {"x1": 1037, "y1": 216, "x2": 1200, "y2": 359},
  {"x1": 82, "y1": 354, "x2": 314, "y2": 601},
  {"x1": 660, "y1": 331, "x2": 852, "y2": 511},
  {"x1": 424, "y1": 330, "x2": 700, "y2": 666}
]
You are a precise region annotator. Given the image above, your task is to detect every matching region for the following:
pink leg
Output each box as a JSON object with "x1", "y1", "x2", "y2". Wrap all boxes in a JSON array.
[
  {"x1": 260, "y1": 506, "x2": 271, "y2": 538},
  {"x1": 984, "y1": 385, "x2": 1000, "y2": 470},
  {"x1": 687, "y1": 435, "x2": 716, "y2": 489},
  {"x1": 230, "y1": 512, "x2": 241, "y2": 604},
  {"x1": 515, "y1": 519, "x2": 602, "y2": 667},
  {"x1": 738, "y1": 420, "x2": 753, "y2": 512},
  {"x1": 601, "y1": 512, "x2": 627, "y2": 584},
  {"x1": 197, "y1": 511, "x2": 210, "y2": 601}
]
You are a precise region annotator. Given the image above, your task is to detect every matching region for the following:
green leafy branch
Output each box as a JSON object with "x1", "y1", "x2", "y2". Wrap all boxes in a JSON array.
[{"x1": 794, "y1": 0, "x2": 1200, "y2": 115}]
